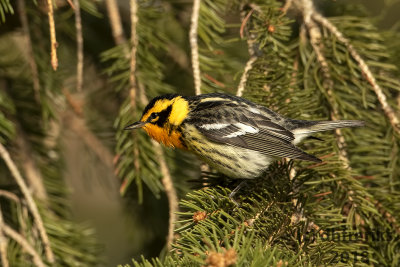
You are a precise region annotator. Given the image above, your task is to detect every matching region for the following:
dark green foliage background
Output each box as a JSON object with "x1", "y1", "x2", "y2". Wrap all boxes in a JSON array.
[{"x1": 0, "y1": 0, "x2": 399, "y2": 266}]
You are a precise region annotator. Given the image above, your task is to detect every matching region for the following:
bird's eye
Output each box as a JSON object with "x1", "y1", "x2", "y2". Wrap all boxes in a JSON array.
[{"x1": 149, "y1": 112, "x2": 159, "y2": 121}]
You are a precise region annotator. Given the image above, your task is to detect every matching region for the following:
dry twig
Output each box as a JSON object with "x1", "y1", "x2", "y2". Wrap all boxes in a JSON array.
[
  {"x1": 0, "y1": 143, "x2": 54, "y2": 263},
  {"x1": 0, "y1": 206, "x2": 9, "y2": 267},
  {"x1": 74, "y1": 0, "x2": 84, "y2": 92},
  {"x1": 105, "y1": 0, "x2": 127, "y2": 45},
  {"x1": 47, "y1": 0, "x2": 58, "y2": 70},
  {"x1": 17, "y1": 0, "x2": 41, "y2": 102},
  {"x1": 236, "y1": 56, "x2": 257, "y2": 97},
  {"x1": 15, "y1": 132, "x2": 48, "y2": 201},
  {"x1": 3, "y1": 224, "x2": 46, "y2": 267},
  {"x1": 153, "y1": 141, "x2": 178, "y2": 249},
  {"x1": 190, "y1": 0, "x2": 202, "y2": 95}
]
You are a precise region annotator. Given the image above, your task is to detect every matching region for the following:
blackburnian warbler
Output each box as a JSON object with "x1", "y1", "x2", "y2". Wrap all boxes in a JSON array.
[{"x1": 124, "y1": 93, "x2": 364, "y2": 179}]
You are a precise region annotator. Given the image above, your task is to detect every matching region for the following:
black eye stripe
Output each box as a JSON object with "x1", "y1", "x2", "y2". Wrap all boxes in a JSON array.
[{"x1": 154, "y1": 105, "x2": 173, "y2": 126}]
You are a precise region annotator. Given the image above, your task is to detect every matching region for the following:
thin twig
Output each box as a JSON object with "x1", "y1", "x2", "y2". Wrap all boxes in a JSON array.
[
  {"x1": 74, "y1": 0, "x2": 83, "y2": 92},
  {"x1": 0, "y1": 205, "x2": 9, "y2": 267},
  {"x1": 281, "y1": 0, "x2": 294, "y2": 14},
  {"x1": 0, "y1": 190, "x2": 21, "y2": 203},
  {"x1": 153, "y1": 141, "x2": 178, "y2": 249},
  {"x1": 3, "y1": 224, "x2": 46, "y2": 267},
  {"x1": 105, "y1": 0, "x2": 127, "y2": 45},
  {"x1": 66, "y1": 0, "x2": 75, "y2": 9},
  {"x1": 15, "y1": 131, "x2": 48, "y2": 201},
  {"x1": 300, "y1": 0, "x2": 350, "y2": 167},
  {"x1": 17, "y1": 0, "x2": 41, "y2": 102},
  {"x1": 0, "y1": 143, "x2": 54, "y2": 263},
  {"x1": 312, "y1": 12, "x2": 400, "y2": 134},
  {"x1": 47, "y1": 0, "x2": 58, "y2": 70},
  {"x1": 129, "y1": 0, "x2": 141, "y2": 195},
  {"x1": 130, "y1": 0, "x2": 139, "y2": 100},
  {"x1": 236, "y1": 56, "x2": 257, "y2": 97},
  {"x1": 237, "y1": 7, "x2": 257, "y2": 97},
  {"x1": 190, "y1": 0, "x2": 201, "y2": 95}
]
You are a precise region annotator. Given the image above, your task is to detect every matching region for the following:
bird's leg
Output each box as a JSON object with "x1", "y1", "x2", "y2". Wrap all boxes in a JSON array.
[{"x1": 229, "y1": 180, "x2": 248, "y2": 206}]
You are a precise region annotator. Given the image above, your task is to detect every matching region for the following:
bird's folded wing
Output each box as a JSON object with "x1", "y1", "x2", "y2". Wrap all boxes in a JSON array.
[{"x1": 193, "y1": 108, "x2": 321, "y2": 162}]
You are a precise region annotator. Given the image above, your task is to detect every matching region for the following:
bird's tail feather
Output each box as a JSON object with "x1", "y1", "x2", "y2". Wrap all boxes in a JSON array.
[
  {"x1": 297, "y1": 120, "x2": 365, "y2": 133},
  {"x1": 291, "y1": 120, "x2": 364, "y2": 144}
]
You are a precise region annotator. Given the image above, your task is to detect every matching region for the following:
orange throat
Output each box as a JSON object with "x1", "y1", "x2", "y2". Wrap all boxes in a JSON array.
[{"x1": 143, "y1": 124, "x2": 186, "y2": 149}]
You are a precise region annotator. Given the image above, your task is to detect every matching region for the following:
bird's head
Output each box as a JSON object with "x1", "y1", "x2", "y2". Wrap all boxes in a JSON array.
[{"x1": 124, "y1": 94, "x2": 189, "y2": 148}]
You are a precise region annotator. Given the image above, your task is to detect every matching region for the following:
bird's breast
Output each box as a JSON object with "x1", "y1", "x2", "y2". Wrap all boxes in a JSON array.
[{"x1": 143, "y1": 124, "x2": 186, "y2": 149}]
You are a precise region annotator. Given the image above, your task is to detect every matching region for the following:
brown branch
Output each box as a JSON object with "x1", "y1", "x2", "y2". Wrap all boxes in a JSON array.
[
  {"x1": 66, "y1": 0, "x2": 74, "y2": 9},
  {"x1": 312, "y1": 12, "x2": 400, "y2": 134},
  {"x1": 0, "y1": 190, "x2": 21, "y2": 203},
  {"x1": 15, "y1": 131, "x2": 48, "y2": 201},
  {"x1": 3, "y1": 224, "x2": 46, "y2": 267},
  {"x1": 129, "y1": 0, "x2": 141, "y2": 195},
  {"x1": 130, "y1": 0, "x2": 139, "y2": 102},
  {"x1": 153, "y1": 142, "x2": 178, "y2": 249},
  {"x1": 0, "y1": 143, "x2": 54, "y2": 263},
  {"x1": 47, "y1": 0, "x2": 58, "y2": 70},
  {"x1": 17, "y1": 0, "x2": 41, "y2": 102},
  {"x1": 74, "y1": 0, "x2": 84, "y2": 92},
  {"x1": 237, "y1": 7, "x2": 258, "y2": 97},
  {"x1": 236, "y1": 56, "x2": 256, "y2": 97},
  {"x1": 190, "y1": 0, "x2": 201, "y2": 95},
  {"x1": 0, "y1": 206, "x2": 9, "y2": 267},
  {"x1": 300, "y1": 1, "x2": 350, "y2": 168},
  {"x1": 105, "y1": 0, "x2": 127, "y2": 46},
  {"x1": 281, "y1": 0, "x2": 294, "y2": 14}
]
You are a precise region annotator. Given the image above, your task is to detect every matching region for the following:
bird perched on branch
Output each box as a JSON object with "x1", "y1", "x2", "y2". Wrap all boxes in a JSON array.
[{"x1": 125, "y1": 93, "x2": 364, "y2": 179}]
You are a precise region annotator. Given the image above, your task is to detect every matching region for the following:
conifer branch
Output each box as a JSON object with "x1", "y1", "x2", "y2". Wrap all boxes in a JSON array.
[
  {"x1": 2, "y1": 223, "x2": 46, "y2": 267},
  {"x1": 153, "y1": 141, "x2": 178, "y2": 250},
  {"x1": 190, "y1": 0, "x2": 201, "y2": 95},
  {"x1": 74, "y1": 0, "x2": 83, "y2": 92},
  {"x1": 130, "y1": 0, "x2": 177, "y2": 249},
  {"x1": 0, "y1": 143, "x2": 54, "y2": 263},
  {"x1": 299, "y1": 0, "x2": 350, "y2": 168},
  {"x1": 47, "y1": 0, "x2": 58, "y2": 70},
  {"x1": 0, "y1": 206, "x2": 9, "y2": 267},
  {"x1": 311, "y1": 12, "x2": 400, "y2": 134},
  {"x1": 17, "y1": 0, "x2": 40, "y2": 102}
]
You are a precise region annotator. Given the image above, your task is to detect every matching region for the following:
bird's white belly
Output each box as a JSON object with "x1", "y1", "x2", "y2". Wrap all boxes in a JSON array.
[{"x1": 182, "y1": 124, "x2": 273, "y2": 178}]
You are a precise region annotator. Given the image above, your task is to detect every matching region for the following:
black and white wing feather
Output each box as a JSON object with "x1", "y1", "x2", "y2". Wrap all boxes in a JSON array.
[{"x1": 186, "y1": 97, "x2": 321, "y2": 162}]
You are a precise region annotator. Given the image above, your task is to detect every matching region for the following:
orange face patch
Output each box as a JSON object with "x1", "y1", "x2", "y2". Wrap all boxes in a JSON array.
[{"x1": 143, "y1": 124, "x2": 186, "y2": 149}]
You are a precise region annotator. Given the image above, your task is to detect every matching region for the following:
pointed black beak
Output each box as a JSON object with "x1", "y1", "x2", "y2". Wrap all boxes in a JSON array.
[{"x1": 124, "y1": 121, "x2": 146, "y2": 130}]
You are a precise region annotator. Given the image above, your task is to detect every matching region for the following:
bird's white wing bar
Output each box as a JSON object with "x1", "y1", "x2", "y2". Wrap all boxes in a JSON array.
[
  {"x1": 224, "y1": 123, "x2": 259, "y2": 138},
  {"x1": 247, "y1": 107, "x2": 261, "y2": 114},
  {"x1": 199, "y1": 123, "x2": 230, "y2": 130}
]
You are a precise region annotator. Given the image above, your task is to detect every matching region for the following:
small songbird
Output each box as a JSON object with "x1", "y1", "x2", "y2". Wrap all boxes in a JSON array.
[{"x1": 124, "y1": 93, "x2": 364, "y2": 179}]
